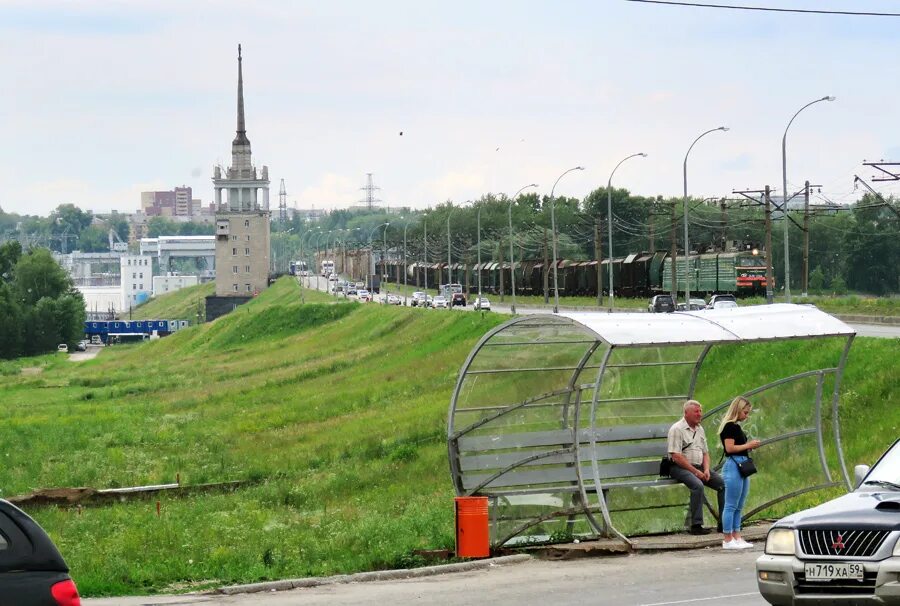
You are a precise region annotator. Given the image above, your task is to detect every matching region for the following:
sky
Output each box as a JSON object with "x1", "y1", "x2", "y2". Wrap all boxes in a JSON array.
[{"x1": 2, "y1": 0, "x2": 899, "y2": 217}]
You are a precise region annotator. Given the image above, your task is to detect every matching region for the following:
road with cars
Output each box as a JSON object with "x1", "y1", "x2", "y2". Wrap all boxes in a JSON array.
[
  {"x1": 84, "y1": 547, "x2": 770, "y2": 605},
  {"x1": 302, "y1": 276, "x2": 900, "y2": 338}
]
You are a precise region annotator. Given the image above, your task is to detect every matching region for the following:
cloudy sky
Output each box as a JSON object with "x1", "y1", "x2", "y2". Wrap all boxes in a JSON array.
[{"x1": 2, "y1": 0, "x2": 899, "y2": 217}]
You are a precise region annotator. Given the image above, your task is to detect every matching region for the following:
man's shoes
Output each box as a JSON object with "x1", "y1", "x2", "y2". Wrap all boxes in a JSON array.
[{"x1": 689, "y1": 525, "x2": 712, "y2": 535}]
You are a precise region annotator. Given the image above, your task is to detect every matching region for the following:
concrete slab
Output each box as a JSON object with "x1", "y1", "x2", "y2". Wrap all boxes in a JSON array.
[{"x1": 513, "y1": 522, "x2": 772, "y2": 559}]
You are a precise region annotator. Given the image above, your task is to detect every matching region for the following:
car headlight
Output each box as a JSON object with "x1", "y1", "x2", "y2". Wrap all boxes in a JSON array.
[{"x1": 765, "y1": 528, "x2": 796, "y2": 555}]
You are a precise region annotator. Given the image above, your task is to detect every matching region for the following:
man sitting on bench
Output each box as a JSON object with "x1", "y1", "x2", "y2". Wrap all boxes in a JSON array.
[{"x1": 666, "y1": 399, "x2": 724, "y2": 535}]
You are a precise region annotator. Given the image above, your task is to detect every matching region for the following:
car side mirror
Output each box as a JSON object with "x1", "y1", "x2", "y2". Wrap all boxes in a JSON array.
[{"x1": 854, "y1": 464, "x2": 870, "y2": 489}]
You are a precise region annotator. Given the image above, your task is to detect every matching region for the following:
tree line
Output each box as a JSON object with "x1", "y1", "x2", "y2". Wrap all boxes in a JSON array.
[
  {"x1": 278, "y1": 188, "x2": 899, "y2": 295},
  {"x1": 0, "y1": 241, "x2": 86, "y2": 359},
  {"x1": 0, "y1": 204, "x2": 214, "y2": 254}
]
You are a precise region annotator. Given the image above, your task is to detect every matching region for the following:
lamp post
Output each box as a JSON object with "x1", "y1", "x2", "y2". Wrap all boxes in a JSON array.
[
  {"x1": 550, "y1": 166, "x2": 584, "y2": 313},
  {"x1": 328, "y1": 230, "x2": 341, "y2": 297},
  {"x1": 383, "y1": 223, "x2": 389, "y2": 298},
  {"x1": 782, "y1": 96, "x2": 834, "y2": 303},
  {"x1": 508, "y1": 184, "x2": 538, "y2": 314},
  {"x1": 683, "y1": 126, "x2": 728, "y2": 307},
  {"x1": 311, "y1": 230, "x2": 324, "y2": 290},
  {"x1": 476, "y1": 204, "x2": 483, "y2": 300},
  {"x1": 367, "y1": 222, "x2": 389, "y2": 292},
  {"x1": 401, "y1": 218, "x2": 410, "y2": 306},
  {"x1": 422, "y1": 212, "x2": 429, "y2": 292},
  {"x1": 607, "y1": 154, "x2": 647, "y2": 311}
]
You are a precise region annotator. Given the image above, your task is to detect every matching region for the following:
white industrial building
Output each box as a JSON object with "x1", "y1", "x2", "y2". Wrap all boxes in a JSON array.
[
  {"x1": 120, "y1": 254, "x2": 154, "y2": 311},
  {"x1": 153, "y1": 274, "x2": 199, "y2": 296}
]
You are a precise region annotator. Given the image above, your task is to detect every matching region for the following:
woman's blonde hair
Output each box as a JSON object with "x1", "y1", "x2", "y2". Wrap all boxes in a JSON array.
[{"x1": 717, "y1": 396, "x2": 752, "y2": 434}]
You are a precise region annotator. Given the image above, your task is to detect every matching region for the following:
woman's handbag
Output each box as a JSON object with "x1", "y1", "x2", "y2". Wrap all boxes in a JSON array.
[{"x1": 735, "y1": 457, "x2": 757, "y2": 478}]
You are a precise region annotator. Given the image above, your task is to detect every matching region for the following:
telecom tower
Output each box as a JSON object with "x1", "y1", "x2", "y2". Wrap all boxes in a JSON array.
[
  {"x1": 359, "y1": 173, "x2": 382, "y2": 210},
  {"x1": 278, "y1": 178, "x2": 288, "y2": 222}
]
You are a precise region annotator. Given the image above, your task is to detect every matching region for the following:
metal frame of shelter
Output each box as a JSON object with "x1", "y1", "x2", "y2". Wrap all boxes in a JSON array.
[{"x1": 447, "y1": 304, "x2": 856, "y2": 547}]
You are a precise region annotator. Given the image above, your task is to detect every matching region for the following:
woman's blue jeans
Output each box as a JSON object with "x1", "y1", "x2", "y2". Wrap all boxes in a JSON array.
[{"x1": 722, "y1": 456, "x2": 750, "y2": 534}]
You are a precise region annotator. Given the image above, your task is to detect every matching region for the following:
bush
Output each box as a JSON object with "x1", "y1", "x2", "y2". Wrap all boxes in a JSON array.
[
  {"x1": 808, "y1": 266, "x2": 825, "y2": 294},
  {"x1": 831, "y1": 275, "x2": 848, "y2": 296}
]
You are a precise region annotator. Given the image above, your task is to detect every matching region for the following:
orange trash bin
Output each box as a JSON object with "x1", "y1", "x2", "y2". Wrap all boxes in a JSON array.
[{"x1": 455, "y1": 496, "x2": 490, "y2": 558}]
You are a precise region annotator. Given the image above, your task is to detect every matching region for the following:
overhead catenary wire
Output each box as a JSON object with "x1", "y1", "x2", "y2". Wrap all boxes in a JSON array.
[{"x1": 624, "y1": 0, "x2": 900, "y2": 17}]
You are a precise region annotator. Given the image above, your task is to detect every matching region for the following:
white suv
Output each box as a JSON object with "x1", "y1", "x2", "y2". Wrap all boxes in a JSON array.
[{"x1": 756, "y1": 438, "x2": 900, "y2": 605}]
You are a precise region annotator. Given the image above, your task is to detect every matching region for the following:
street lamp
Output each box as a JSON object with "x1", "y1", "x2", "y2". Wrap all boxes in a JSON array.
[
  {"x1": 422, "y1": 211, "x2": 429, "y2": 292},
  {"x1": 508, "y1": 184, "x2": 538, "y2": 314},
  {"x1": 400, "y1": 218, "x2": 411, "y2": 306},
  {"x1": 683, "y1": 126, "x2": 728, "y2": 306},
  {"x1": 782, "y1": 96, "x2": 834, "y2": 302},
  {"x1": 607, "y1": 153, "x2": 647, "y2": 311},
  {"x1": 476, "y1": 204, "x2": 483, "y2": 300},
  {"x1": 327, "y1": 230, "x2": 342, "y2": 297},
  {"x1": 383, "y1": 223, "x2": 389, "y2": 297},
  {"x1": 550, "y1": 166, "x2": 584, "y2": 313},
  {"x1": 367, "y1": 222, "x2": 389, "y2": 291}
]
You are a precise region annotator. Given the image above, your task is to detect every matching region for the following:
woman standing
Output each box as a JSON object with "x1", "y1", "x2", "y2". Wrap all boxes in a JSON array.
[{"x1": 718, "y1": 396, "x2": 761, "y2": 549}]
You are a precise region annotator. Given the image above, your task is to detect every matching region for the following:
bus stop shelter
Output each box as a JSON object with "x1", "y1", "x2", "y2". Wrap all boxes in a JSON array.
[{"x1": 448, "y1": 304, "x2": 856, "y2": 547}]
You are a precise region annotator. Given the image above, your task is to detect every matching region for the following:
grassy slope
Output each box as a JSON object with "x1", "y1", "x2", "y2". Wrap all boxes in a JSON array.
[
  {"x1": 2, "y1": 277, "x2": 897, "y2": 595},
  {"x1": 126, "y1": 282, "x2": 215, "y2": 321}
]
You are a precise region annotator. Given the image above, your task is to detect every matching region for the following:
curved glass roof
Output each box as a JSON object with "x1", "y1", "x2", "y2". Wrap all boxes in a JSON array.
[{"x1": 559, "y1": 304, "x2": 854, "y2": 347}]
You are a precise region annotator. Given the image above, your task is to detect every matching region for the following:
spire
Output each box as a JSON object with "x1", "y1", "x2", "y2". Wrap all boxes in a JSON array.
[{"x1": 233, "y1": 43, "x2": 250, "y2": 146}]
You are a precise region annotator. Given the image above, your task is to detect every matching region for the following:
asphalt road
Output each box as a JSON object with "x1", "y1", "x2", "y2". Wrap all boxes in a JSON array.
[
  {"x1": 84, "y1": 547, "x2": 769, "y2": 605},
  {"x1": 304, "y1": 276, "x2": 900, "y2": 338}
]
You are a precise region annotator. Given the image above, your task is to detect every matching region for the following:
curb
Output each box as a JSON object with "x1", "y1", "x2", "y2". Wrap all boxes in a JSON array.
[
  {"x1": 833, "y1": 313, "x2": 900, "y2": 326},
  {"x1": 215, "y1": 554, "x2": 533, "y2": 595}
]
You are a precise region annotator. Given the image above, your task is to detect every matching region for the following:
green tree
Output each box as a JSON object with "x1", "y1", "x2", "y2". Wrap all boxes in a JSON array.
[
  {"x1": 13, "y1": 248, "x2": 72, "y2": 306},
  {"x1": 0, "y1": 283, "x2": 24, "y2": 358},
  {"x1": 808, "y1": 266, "x2": 825, "y2": 294},
  {"x1": 830, "y1": 275, "x2": 848, "y2": 296},
  {"x1": 77, "y1": 226, "x2": 109, "y2": 252},
  {"x1": 146, "y1": 217, "x2": 179, "y2": 238},
  {"x1": 0, "y1": 240, "x2": 23, "y2": 281}
]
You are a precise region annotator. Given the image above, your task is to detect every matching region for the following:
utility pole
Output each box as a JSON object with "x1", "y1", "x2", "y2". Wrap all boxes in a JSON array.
[
  {"x1": 733, "y1": 187, "x2": 775, "y2": 303},
  {"x1": 648, "y1": 204, "x2": 655, "y2": 254},
  {"x1": 765, "y1": 186, "x2": 774, "y2": 303},
  {"x1": 278, "y1": 179, "x2": 288, "y2": 223},
  {"x1": 720, "y1": 198, "x2": 728, "y2": 252},
  {"x1": 669, "y1": 200, "x2": 677, "y2": 297},
  {"x1": 359, "y1": 173, "x2": 382, "y2": 210},
  {"x1": 595, "y1": 218, "x2": 603, "y2": 307},
  {"x1": 542, "y1": 228, "x2": 549, "y2": 304},
  {"x1": 802, "y1": 181, "x2": 810, "y2": 297},
  {"x1": 498, "y1": 239, "x2": 505, "y2": 302}
]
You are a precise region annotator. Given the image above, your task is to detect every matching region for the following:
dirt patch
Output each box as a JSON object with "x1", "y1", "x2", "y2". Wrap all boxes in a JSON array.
[
  {"x1": 9, "y1": 487, "x2": 99, "y2": 507},
  {"x1": 20, "y1": 367, "x2": 43, "y2": 375}
]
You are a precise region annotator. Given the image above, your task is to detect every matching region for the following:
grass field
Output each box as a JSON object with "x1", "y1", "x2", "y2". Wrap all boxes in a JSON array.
[{"x1": 2, "y1": 276, "x2": 897, "y2": 596}]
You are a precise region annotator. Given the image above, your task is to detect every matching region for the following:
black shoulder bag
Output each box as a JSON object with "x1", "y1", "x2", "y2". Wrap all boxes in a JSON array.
[{"x1": 735, "y1": 456, "x2": 757, "y2": 478}]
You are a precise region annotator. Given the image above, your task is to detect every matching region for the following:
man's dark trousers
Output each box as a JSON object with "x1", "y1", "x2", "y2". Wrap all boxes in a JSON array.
[{"x1": 669, "y1": 463, "x2": 725, "y2": 528}]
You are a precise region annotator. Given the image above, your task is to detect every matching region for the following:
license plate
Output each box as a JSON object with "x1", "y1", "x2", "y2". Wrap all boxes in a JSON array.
[{"x1": 804, "y1": 562, "x2": 865, "y2": 581}]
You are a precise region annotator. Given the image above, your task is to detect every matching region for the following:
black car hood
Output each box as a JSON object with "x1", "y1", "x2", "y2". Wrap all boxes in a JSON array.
[{"x1": 776, "y1": 491, "x2": 900, "y2": 530}]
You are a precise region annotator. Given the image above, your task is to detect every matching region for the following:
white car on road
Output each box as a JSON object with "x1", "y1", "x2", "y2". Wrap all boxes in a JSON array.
[
  {"x1": 473, "y1": 297, "x2": 491, "y2": 311},
  {"x1": 432, "y1": 295, "x2": 449, "y2": 309}
]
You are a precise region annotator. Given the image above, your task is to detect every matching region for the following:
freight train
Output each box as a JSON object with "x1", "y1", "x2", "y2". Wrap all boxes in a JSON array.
[
  {"x1": 383, "y1": 249, "x2": 769, "y2": 298},
  {"x1": 83, "y1": 319, "x2": 190, "y2": 344}
]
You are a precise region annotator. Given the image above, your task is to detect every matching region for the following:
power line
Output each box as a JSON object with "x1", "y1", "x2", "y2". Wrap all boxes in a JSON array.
[{"x1": 624, "y1": 0, "x2": 900, "y2": 17}]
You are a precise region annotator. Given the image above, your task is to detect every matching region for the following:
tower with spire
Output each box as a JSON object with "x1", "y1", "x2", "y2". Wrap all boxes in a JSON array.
[{"x1": 208, "y1": 44, "x2": 272, "y2": 317}]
